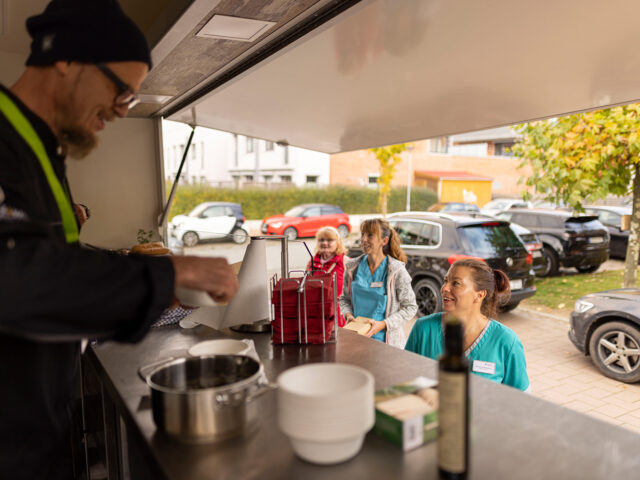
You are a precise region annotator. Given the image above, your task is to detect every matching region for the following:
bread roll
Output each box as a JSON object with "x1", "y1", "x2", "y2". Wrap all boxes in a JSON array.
[{"x1": 131, "y1": 242, "x2": 171, "y2": 256}]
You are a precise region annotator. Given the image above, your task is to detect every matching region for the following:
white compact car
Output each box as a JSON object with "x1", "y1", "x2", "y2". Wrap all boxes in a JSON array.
[
  {"x1": 481, "y1": 198, "x2": 532, "y2": 217},
  {"x1": 169, "y1": 202, "x2": 249, "y2": 246}
]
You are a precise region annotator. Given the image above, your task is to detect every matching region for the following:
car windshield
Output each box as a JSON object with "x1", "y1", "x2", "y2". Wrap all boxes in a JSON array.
[
  {"x1": 457, "y1": 224, "x2": 525, "y2": 257},
  {"x1": 284, "y1": 206, "x2": 307, "y2": 217},
  {"x1": 484, "y1": 200, "x2": 509, "y2": 210},
  {"x1": 565, "y1": 218, "x2": 604, "y2": 232}
]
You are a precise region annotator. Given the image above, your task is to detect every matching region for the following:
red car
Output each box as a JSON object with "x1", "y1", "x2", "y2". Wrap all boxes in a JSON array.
[{"x1": 261, "y1": 204, "x2": 351, "y2": 240}]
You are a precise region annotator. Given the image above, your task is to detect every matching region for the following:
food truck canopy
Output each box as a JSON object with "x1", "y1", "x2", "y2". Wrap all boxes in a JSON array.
[{"x1": 2, "y1": 0, "x2": 640, "y2": 154}]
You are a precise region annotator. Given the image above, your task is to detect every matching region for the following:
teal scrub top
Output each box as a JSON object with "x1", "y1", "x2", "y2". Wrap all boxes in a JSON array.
[
  {"x1": 352, "y1": 255, "x2": 388, "y2": 342},
  {"x1": 405, "y1": 313, "x2": 530, "y2": 391}
]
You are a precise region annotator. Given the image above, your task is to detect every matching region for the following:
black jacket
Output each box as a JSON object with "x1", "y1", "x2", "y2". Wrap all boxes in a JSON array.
[{"x1": 0, "y1": 85, "x2": 174, "y2": 479}]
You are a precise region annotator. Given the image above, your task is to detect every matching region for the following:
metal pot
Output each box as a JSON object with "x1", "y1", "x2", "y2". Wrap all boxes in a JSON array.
[{"x1": 139, "y1": 355, "x2": 274, "y2": 443}]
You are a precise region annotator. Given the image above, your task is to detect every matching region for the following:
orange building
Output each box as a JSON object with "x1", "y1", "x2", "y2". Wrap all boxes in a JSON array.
[{"x1": 329, "y1": 132, "x2": 533, "y2": 203}]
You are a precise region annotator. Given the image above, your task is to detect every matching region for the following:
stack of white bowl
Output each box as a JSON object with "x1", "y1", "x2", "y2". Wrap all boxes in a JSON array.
[{"x1": 277, "y1": 363, "x2": 375, "y2": 465}]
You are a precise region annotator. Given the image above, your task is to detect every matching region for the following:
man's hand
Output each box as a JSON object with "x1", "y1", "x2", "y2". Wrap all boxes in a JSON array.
[
  {"x1": 73, "y1": 203, "x2": 90, "y2": 226},
  {"x1": 171, "y1": 256, "x2": 239, "y2": 303},
  {"x1": 344, "y1": 313, "x2": 355, "y2": 324},
  {"x1": 365, "y1": 319, "x2": 387, "y2": 337}
]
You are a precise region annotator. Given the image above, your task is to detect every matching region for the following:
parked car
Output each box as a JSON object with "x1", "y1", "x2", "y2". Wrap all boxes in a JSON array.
[
  {"x1": 583, "y1": 205, "x2": 631, "y2": 259},
  {"x1": 481, "y1": 198, "x2": 532, "y2": 216},
  {"x1": 509, "y1": 222, "x2": 546, "y2": 276},
  {"x1": 427, "y1": 202, "x2": 480, "y2": 213},
  {"x1": 169, "y1": 202, "x2": 248, "y2": 246},
  {"x1": 495, "y1": 209, "x2": 609, "y2": 277},
  {"x1": 347, "y1": 212, "x2": 536, "y2": 316},
  {"x1": 570, "y1": 289, "x2": 640, "y2": 383},
  {"x1": 261, "y1": 204, "x2": 350, "y2": 240}
]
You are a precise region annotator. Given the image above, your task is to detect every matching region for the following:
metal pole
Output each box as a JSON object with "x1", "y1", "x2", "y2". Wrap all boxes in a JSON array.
[
  {"x1": 158, "y1": 126, "x2": 195, "y2": 228},
  {"x1": 406, "y1": 144, "x2": 414, "y2": 212}
]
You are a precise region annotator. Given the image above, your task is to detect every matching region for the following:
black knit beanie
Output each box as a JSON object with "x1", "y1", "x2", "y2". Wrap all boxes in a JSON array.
[{"x1": 25, "y1": 0, "x2": 151, "y2": 68}]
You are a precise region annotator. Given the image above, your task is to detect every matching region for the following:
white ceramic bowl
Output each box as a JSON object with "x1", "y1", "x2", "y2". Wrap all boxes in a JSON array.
[
  {"x1": 290, "y1": 435, "x2": 366, "y2": 465},
  {"x1": 277, "y1": 363, "x2": 374, "y2": 462},
  {"x1": 188, "y1": 339, "x2": 251, "y2": 357},
  {"x1": 175, "y1": 287, "x2": 216, "y2": 307}
]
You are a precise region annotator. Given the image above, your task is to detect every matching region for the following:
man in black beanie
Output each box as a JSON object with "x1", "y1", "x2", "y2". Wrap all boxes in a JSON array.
[{"x1": 0, "y1": 1, "x2": 238, "y2": 479}]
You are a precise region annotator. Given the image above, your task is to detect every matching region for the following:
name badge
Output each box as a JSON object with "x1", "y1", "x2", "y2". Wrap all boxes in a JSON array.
[
  {"x1": 370, "y1": 282, "x2": 383, "y2": 288},
  {"x1": 472, "y1": 360, "x2": 496, "y2": 375}
]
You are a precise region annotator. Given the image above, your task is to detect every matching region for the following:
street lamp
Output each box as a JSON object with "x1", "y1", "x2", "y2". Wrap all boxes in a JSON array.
[{"x1": 405, "y1": 144, "x2": 414, "y2": 212}]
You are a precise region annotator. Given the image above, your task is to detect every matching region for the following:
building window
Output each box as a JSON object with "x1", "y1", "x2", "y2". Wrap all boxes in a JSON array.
[
  {"x1": 191, "y1": 176, "x2": 197, "y2": 184},
  {"x1": 306, "y1": 175, "x2": 318, "y2": 184},
  {"x1": 201, "y1": 141, "x2": 205, "y2": 168},
  {"x1": 429, "y1": 137, "x2": 448, "y2": 153},
  {"x1": 191, "y1": 143, "x2": 197, "y2": 160},
  {"x1": 280, "y1": 175, "x2": 292, "y2": 183},
  {"x1": 368, "y1": 175, "x2": 379, "y2": 187},
  {"x1": 265, "y1": 141, "x2": 274, "y2": 151},
  {"x1": 246, "y1": 138, "x2": 254, "y2": 153},
  {"x1": 200, "y1": 176, "x2": 207, "y2": 184},
  {"x1": 244, "y1": 175, "x2": 254, "y2": 182},
  {"x1": 494, "y1": 142, "x2": 515, "y2": 157},
  {"x1": 263, "y1": 175, "x2": 273, "y2": 182}
]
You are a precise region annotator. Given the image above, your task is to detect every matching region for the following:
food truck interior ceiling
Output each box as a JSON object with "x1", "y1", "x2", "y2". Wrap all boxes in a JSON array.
[
  {"x1": 1, "y1": 0, "x2": 639, "y2": 247},
  {"x1": 3, "y1": 0, "x2": 640, "y2": 154}
]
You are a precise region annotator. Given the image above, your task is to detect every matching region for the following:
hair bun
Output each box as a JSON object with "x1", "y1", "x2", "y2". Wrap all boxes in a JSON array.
[{"x1": 494, "y1": 269, "x2": 510, "y2": 293}]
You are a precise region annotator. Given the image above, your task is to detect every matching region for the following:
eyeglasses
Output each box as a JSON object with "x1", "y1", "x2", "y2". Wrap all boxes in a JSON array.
[{"x1": 96, "y1": 63, "x2": 140, "y2": 109}]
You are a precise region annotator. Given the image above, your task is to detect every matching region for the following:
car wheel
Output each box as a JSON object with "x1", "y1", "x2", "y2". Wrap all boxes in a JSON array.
[
  {"x1": 589, "y1": 321, "x2": 640, "y2": 383},
  {"x1": 337, "y1": 225, "x2": 349, "y2": 238},
  {"x1": 499, "y1": 301, "x2": 520, "y2": 313},
  {"x1": 576, "y1": 264, "x2": 601, "y2": 274},
  {"x1": 413, "y1": 278, "x2": 442, "y2": 317},
  {"x1": 284, "y1": 227, "x2": 298, "y2": 240},
  {"x1": 231, "y1": 228, "x2": 248, "y2": 244},
  {"x1": 539, "y1": 246, "x2": 559, "y2": 277},
  {"x1": 182, "y1": 231, "x2": 199, "y2": 247}
]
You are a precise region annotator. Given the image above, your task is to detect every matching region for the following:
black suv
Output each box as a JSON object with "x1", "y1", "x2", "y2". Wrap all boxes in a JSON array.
[
  {"x1": 495, "y1": 209, "x2": 609, "y2": 276},
  {"x1": 583, "y1": 205, "x2": 631, "y2": 259},
  {"x1": 346, "y1": 212, "x2": 536, "y2": 316}
]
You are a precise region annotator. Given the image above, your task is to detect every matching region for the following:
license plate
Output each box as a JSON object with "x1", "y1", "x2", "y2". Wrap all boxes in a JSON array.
[
  {"x1": 510, "y1": 279, "x2": 523, "y2": 290},
  {"x1": 532, "y1": 250, "x2": 542, "y2": 258},
  {"x1": 589, "y1": 237, "x2": 603, "y2": 244}
]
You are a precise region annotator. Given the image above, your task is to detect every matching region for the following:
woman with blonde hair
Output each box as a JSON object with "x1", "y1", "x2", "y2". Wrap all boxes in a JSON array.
[
  {"x1": 340, "y1": 218, "x2": 417, "y2": 347},
  {"x1": 307, "y1": 226, "x2": 346, "y2": 325}
]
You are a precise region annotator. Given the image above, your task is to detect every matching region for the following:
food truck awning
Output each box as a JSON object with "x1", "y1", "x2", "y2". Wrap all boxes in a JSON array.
[{"x1": 4, "y1": 0, "x2": 640, "y2": 154}]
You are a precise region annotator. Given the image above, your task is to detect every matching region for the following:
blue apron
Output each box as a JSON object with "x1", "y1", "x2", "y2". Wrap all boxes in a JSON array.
[{"x1": 352, "y1": 255, "x2": 388, "y2": 342}]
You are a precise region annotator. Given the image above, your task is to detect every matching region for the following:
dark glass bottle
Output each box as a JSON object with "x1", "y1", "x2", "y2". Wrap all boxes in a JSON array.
[{"x1": 438, "y1": 316, "x2": 469, "y2": 480}]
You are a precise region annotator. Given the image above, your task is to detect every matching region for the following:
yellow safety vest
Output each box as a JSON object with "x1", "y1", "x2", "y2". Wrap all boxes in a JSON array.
[{"x1": 0, "y1": 90, "x2": 79, "y2": 243}]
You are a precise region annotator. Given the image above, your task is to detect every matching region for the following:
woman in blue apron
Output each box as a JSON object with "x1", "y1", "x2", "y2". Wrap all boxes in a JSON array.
[{"x1": 340, "y1": 219, "x2": 417, "y2": 348}]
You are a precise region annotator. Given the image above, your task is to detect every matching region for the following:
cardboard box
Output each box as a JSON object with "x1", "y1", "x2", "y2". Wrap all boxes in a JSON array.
[{"x1": 374, "y1": 376, "x2": 438, "y2": 451}]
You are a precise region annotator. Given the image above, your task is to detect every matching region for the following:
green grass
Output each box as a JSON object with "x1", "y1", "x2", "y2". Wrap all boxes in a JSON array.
[{"x1": 526, "y1": 268, "x2": 640, "y2": 310}]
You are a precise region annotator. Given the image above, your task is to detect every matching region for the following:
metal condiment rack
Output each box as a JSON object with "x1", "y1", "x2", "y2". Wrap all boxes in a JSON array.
[{"x1": 270, "y1": 269, "x2": 338, "y2": 345}]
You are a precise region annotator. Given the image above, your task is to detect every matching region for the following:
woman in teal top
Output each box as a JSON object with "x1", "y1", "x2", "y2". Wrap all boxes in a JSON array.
[{"x1": 405, "y1": 258, "x2": 530, "y2": 392}]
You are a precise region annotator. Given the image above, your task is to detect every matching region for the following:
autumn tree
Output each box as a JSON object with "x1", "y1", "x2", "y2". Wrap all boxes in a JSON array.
[
  {"x1": 511, "y1": 104, "x2": 640, "y2": 286},
  {"x1": 369, "y1": 143, "x2": 410, "y2": 216}
]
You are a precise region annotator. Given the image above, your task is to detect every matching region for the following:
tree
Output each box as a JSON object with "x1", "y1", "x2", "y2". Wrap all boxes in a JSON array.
[
  {"x1": 369, "y1": 143, "x2": 410, "y2": 216},
  {"x1": 511, "y1": 104, "x2": 640, "y2": 286}
]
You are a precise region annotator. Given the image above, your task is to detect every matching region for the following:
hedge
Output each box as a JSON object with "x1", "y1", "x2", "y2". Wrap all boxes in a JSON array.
[{"x1": 167, "y1": 184, "x2": 437, "y2": 220}]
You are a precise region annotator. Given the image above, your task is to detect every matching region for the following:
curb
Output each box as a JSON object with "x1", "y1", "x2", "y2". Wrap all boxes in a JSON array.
[{"x1": 517, "y1": 305, "x2": 570, "y2": 323}]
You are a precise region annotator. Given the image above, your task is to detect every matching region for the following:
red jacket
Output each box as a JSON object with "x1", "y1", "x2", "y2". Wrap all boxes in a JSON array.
[{"x1": 308, "y1": 253, "x2": 345, "y2": 326}]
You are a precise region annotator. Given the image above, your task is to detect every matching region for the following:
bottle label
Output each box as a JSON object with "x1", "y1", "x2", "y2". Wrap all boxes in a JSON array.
[{"x1": 438, "y1": 371, "x2": 467, "y2": 473}]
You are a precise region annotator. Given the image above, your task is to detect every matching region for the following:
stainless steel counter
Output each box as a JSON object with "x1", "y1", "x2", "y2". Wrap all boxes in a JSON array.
[{"x1": 86, "y1": 325, "x2": 640, "y2": 480}]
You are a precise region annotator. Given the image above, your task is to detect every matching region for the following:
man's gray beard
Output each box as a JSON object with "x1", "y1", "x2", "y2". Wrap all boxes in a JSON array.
[{"x1": 60, "y1": 128, "x2": 98, "y2": 159}]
